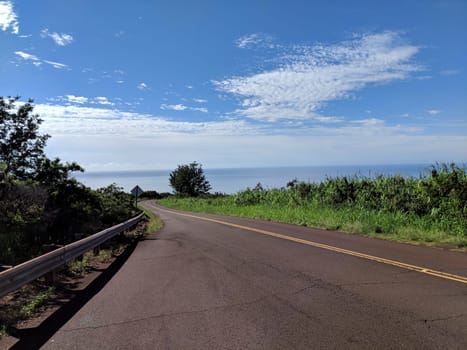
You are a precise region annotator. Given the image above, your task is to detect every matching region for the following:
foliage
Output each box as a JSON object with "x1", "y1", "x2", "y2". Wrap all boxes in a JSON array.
[
  {"x1": 160, "y1": 163, "x2": 467, "y2": 247},
  {"x1": 67, "y1": 254, "x2": 91, "y2": 276},
  {"x1": 20, "y1": 286, "x2": 55, "y2": 317},
  {"x1": 0, "y1": 178, "x2": 48, "y2": 263},
  {"x1": 0, "y1": 97, "x2": 49, "y2": 180},
  {"x1": 96, "y1": 183, "x2": 137, "y2": 227},
  {"x1": 169, "y1": 162, "x2": 211, "y2": 197},
  {"x1": 139, "y1": 205, "x2": 164, "y2": 233},
  {"x1": 0, "y1": 97, "x2": 139, "y2": 265},
  {"x1": 140, "y1": 190, "x2": 162, "y2": 199}
]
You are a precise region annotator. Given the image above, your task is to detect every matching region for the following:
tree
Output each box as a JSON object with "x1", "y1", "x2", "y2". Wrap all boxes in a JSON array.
[
  {"x1": 169, "y1": 162, "x2": 211, "y2": 197},
  {"x1": 35, "y1": 157, "x2": 83, "y2": 187},
  {"x1": 0, "y1": 96, "x2": 50, "y2": 180}
]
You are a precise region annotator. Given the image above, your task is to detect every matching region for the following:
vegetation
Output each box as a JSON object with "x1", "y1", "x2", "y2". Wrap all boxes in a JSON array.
[
  {"x1": 0, "y1": 283, "x2": 57, "y2": 336},
  {"x1": 0, "y1": 96, "x2": 50, "y2": 180},
  {"x1": 0, "y1": 97, "x2": 138, "y2": 265},
  {"x1": 169, "y1": 162, "x2": 211, "y2": 197},
  {"x1": 160, "y1": 163, "x2": 467, "y2": 247},
  {"x1": 20, "y1": 287, "x2": 56, "y2": 318},
  {"x1": 139, "y1": 205, "x2": 163, "y2": 233}
]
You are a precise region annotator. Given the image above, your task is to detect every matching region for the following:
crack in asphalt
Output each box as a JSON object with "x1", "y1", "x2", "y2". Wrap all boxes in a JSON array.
[
  {"x1": 337, "y1": 280, "x2": 407, "y2": 287},
  {"x1": 59, "y1": 295, "x2": 275, "y2": 333},
  {"x1": 60, "y1": 242, "x2": 325, "y2": 336},
  {"x1": 423, "y1": 314, "x2": 466, "y2": 323}
]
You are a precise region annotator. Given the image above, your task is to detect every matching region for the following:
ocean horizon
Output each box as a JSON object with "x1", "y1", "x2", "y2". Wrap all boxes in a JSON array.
[{"x1": 73, "y1": 163, "x2": 442, "y2": 194}]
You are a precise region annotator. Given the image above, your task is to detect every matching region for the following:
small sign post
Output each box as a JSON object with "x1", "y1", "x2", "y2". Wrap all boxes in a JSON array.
[{"x1": 131, "y1": 185, "x2": 144, "y2": 208}]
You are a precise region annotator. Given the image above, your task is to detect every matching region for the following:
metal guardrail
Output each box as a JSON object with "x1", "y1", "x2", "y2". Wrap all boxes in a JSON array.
[{"x1": 0, "y1": 212, "x2": 145, "y2": 298}]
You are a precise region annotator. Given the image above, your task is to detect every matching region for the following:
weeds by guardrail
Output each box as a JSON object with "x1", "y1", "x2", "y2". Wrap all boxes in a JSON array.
[{"x1": 0, "y1": 212, "x2": 144, "y2": 298}]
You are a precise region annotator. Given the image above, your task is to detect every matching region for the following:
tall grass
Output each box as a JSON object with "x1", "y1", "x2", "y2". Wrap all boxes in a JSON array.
[{"x1": 160, "y1": 163, "x2": 467, "y2": 247}]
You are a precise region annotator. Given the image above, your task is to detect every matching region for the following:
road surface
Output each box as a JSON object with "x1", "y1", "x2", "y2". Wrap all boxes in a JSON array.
[{"x1": 40, "y1": 201, "x2": 466, "y2": 349}]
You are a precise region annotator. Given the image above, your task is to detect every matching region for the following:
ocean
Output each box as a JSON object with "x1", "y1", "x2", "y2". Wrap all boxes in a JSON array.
[{"x1": 73, "y1": 164, "x2": 434, "y2": 194}]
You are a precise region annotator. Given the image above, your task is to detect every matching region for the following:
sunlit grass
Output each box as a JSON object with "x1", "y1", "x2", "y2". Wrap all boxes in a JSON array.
[
  {"x1": 139, "y1": 205, "x2": 163, "y2": 233},
  {"x1": 159, "y1": 196, "x2": 467, "y2": 248}
]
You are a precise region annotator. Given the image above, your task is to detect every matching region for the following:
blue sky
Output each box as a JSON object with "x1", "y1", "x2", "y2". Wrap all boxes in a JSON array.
[{"x1": 1, "y1": 0, "x2": 466, "y2": 171}]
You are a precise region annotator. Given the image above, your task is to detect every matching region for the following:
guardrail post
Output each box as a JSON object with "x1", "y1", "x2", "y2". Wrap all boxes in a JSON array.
[
  {"x1": 42, "y1": 244, "x2": 62, "y2": 284},
  {"x1": 93, "y1": 245, "x2": 100, "y2": 256},
  {"x1": 74, "y1": 233, "x2": 85, "y2": 261}
]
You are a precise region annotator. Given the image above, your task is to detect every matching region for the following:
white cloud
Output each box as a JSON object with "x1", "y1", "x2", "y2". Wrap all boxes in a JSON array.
[
  {"x1": 66, "y1": 95, "x2": 88, "y2": 104},
  {"x1": 34, "y1": 103, "x2": 466, "y2": 171},
  {"x1": 193, "y1": 98, "x2": 208, "y2": 103},
  {"x1": 235, "y1": 33, "x2": 274, "y2": 49},
  {"x1": 0, "y1": 1, "x2": 18, "y2": 34},
  {"x1": 43, "y1": 59, "x2": 68, "y2": 69},
  {"x1": 36, "y1": 104, "x2": 247, "y2": 137},
  {"x1": 60, "y1": 95, "x2": 115, "y2": 106},
  {"x1": 41, "y1": 28, "x2": 73, "y2": 46},
  {"x1": 94, "y1": 96, "x2": 114, "y2": 106},
  {"x1": 427, "y1": 109, "x2": 441, "y2": 115},
  {"x1": 160, "y1": 103, "x2": 208, "y2": 113},
  {"x1": 216, "y1": 32, "x2": 421, "y2": 122},
  {"x1": 15, "y1": 50, "x2": 39, "y2": 62},
  {"x1": 161, "y1": 103, "x2": 187, "y2": 111},
  {"x1": 137, "y1": 82, "x2": 149, "y2": 90},
  {"x1": 15, "y1": 50, "x2": 69, "y2": 69}
]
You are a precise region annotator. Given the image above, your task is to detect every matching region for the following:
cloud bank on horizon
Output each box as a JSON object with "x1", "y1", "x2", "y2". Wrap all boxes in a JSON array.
[{"x1": 1, "y1": 0, "x2": 466, "y2": 170}]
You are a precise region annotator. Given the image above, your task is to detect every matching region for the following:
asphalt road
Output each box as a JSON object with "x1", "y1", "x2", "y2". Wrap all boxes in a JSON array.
[{"x1": 41, "y1": 201, "x2": 467, "y2": 349}]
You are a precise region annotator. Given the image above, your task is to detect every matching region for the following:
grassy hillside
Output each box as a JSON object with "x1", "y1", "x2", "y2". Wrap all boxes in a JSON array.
[{"x1": 160, "y1": 163, "x2": 467, "y2": 248}]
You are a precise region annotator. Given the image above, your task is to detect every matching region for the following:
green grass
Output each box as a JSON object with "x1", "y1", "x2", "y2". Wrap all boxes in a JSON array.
[
  {"x1": 0, "y1": 324, "x2": 8, "y2": 337},
  {"x1": 139, "y1": 204, "x2": 163, "y2": 233},
  {"x1": 20, "y1": 287, "x2": 55, "y2": 318},
  {"x1": 67, "y1": 253, "x2": 91, "y2": 276},
  {"x1": 159, "y1": 196, "x2": 467, "y2": 248},
  {"x1": 159, "y1": 164, "x2": 467, "y2": 248}
]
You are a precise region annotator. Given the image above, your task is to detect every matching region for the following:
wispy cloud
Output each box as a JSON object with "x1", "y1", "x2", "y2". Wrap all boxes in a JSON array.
[
  {"x1": 66, "y1": 95, "x2": 88, "y2": 104},
  {"x1": 216, "y1": 32, "x2": 421, "y2": 122},
  {"x1": 95, "y1": 96, "x2": 114, "y2": 106},
  {"x1": 36, "y1": 104, "x2": 246, "y2": 137},
  {"x1": 137, "y1": 82, "x2": 149, "y2": 90},
  {"x1": 58, "y1": 95, "x2": 115, "y2": 106},
  {"x1": 0, "y1": 1, "x2": 18, "y2": 34},
  {"x1": 160, "y1": 103, "x2": 208, "y2": 113},
  {"x1": 15, "y1": 50, "x2": 69, "y2": 69},
  {"x1": 41, "y1": 28, "x2": 73, "y2": 46},
  {"x1": 14, "y1": 51, "x2": 41, "y2": 66},
  {"x1": 43, "y1": 60, "x2": 68, "y2": 69},
  {"x1": 193, "y1": 98, "x2": 208, "y2": 103},
  {"x1": 235, "y1": 33, "x2": 274, "y2": 49},
  {"x1": 427, "y1": 109, "x2": 441, "y2": 115}
]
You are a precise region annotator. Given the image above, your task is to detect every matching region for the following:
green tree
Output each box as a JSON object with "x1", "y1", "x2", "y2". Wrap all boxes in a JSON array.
[
  {"x1": 0, "y1": 96, "x2": 50, "y2": 180},
  {"x1": 169, "y1": 162, "x2": 211, "y2": 197},
  {"x1": 35, "y1": 157, "x2": 83, "y2": 187}
]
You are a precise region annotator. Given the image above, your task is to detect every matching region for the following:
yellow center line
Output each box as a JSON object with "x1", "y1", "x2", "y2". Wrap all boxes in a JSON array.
[{"x1": 155, "y1": 206, "x2": 467, "y2": 285}]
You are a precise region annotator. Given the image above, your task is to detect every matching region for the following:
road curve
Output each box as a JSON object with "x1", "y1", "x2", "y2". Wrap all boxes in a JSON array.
[{"x1": 42, "y1": 201, "x2": 467, "y2": 349}]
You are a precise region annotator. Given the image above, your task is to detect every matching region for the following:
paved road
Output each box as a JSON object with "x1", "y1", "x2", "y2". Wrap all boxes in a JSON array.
[{"x1": 42, "y1": 201, "x2": 467, "y2": 349}]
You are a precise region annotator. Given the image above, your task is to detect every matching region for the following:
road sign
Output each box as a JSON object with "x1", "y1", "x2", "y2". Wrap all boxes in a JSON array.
[{"x1": 131, "y1": 185, "x2": 144, "y2": 198}]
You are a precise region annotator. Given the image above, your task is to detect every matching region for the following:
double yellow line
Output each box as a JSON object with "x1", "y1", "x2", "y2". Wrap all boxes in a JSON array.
[{"x1": 157, "y1": 207, "x2": 467, "y2": 285}]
